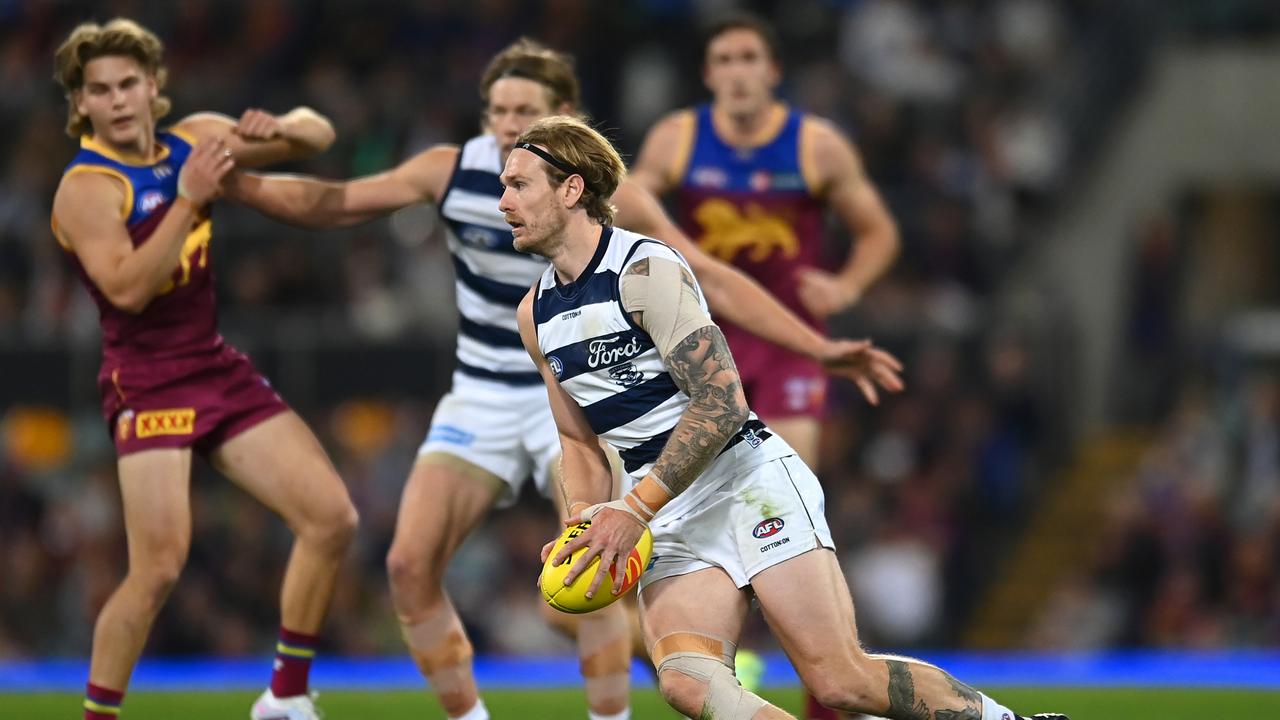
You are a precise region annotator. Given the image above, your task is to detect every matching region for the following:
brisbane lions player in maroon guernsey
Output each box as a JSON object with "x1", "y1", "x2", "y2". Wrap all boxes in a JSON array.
[{"x1": 51, "y1": 18, "x2": 355, "y2": 720}]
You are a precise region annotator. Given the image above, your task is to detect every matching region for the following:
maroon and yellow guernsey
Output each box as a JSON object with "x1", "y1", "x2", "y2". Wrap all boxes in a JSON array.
[
  {"x1": 671, "y1": 103, "x2": 829, "y2": 332},
  {"x1": 53, "y1": 129, "x2": 219, "y2": 367},
  {"x1": 53, "y1": 131, "x2": 287, "y2": 453}
]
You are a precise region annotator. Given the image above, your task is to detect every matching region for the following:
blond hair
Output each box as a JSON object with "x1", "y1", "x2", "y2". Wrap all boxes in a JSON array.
[
  {"x1": 516, "y1": 116, "x2": 626, "y2": 225},
  {"x1": 53, "y1": 18, "x2": 171, "y2": 138},
  {"x1": 479, "y1": 37, "x2": 581, "y2": 112}
]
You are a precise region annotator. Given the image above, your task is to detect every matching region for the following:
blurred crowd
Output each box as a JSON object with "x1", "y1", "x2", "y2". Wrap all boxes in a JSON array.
[
  {"x1": 1031, "y1": 377, "x2": 1280, "y2": 649},
  {"x1": 0, "y1": 0, "x2": 1272, "y2": 661}
]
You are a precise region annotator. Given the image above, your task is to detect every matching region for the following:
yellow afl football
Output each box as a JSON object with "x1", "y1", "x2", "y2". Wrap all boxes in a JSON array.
[{"x1": 540, "y1": 521, "x2": 652, "y2": 614}]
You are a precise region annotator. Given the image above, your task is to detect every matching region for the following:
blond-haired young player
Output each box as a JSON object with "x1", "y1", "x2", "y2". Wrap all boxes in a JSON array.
[
  {"x1": 511, "y1": 115, "x2": 1067, "y2": 720},
  {"x1": 50, "y1": 18, "x2": 354, "y2": 720},
  {"x1": 223, "y1": 37, "x2": 885, "y2": 720}
]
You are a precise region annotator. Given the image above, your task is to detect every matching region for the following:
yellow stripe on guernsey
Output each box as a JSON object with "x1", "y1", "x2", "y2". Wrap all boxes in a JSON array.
[
  {"x1": 83, "y1": 699, "x2": 121, "y2": 715},
  {"x1": 167, "y1": 125, "x2": 199, "y2": 146},
  {"x1": 79, "y1": 134, "x2": 172, "y2": 166},
  {"x1": 667, "y1": 109, "x2": 697, "y2": 187},
  {"x1": 798, "y1": 117, "x2": 823, "y2": 196},
  {"x1": 276, "y1": 641, "x2": 317, "y2": 659},
  {"x1": 51, "y1": 165, "x2": 135, "y2": 250}
]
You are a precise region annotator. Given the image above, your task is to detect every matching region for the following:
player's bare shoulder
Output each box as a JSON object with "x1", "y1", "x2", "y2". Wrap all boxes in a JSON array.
[
  {"x1": 799, "y1": 113, "x2": 864, "y2": 195},
  {"x1": 634, "y1": 109, "x2": 698, "y2": 193},
  {"x1": 52, "y1": 169, "x2": 130, "y2": 244}
]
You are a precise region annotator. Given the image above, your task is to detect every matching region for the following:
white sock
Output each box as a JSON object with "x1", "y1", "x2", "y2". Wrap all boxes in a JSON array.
[
  {"x1": 981, "y1": 692, "x2": 1019, "y2": 720},
  {"x1": 588, "y1": 709, "x2": 631, "y2": 720},
  {"x1": 450, "y1": 699, "x2": 489, "y2": 720}
]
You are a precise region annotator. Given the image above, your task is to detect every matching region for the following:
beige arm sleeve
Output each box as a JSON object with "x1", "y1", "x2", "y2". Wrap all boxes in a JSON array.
[{"x1": 619, "y1": 256, "x2": 715, "y2": 358}]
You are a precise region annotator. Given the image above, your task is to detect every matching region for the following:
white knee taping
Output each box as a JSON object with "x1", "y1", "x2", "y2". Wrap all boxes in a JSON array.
[{"x1": 659, "y1": 653, "x2": 767, "y2": 720}]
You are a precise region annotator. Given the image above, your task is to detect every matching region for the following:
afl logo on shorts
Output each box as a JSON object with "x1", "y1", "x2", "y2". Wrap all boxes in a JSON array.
[
  {"x1": 548, "y1": 355, "x2": 563, "y2": 379},
  {"x1": 138, "y1": 190, "x2": 167, "y2": 214},
  {"x1": 753, "y1": 517, "x2": 785, "y2": 539}
]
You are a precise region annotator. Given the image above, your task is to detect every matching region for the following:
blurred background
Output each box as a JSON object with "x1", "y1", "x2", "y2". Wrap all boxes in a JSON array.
[{"x1": 1, "y1": 0, "x2": 1278, "y2": 673}]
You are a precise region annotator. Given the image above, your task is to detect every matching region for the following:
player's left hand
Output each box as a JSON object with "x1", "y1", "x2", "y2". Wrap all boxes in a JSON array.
[
  {"x1": 234, "y1": 108, "x2": 283, "y2": 142},
  {"x1": 796, "y1": 267, "x2": 860, "y2": 318},
  {"x1": 553, "y1": 506, "x2": 647, "y2": 599},
  {"x1": 817, "y1": 338, "x2": 905, "y2": 405}
]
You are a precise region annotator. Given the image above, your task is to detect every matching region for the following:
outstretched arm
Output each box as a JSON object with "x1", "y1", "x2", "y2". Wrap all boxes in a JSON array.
[
  {"x1": 175, "y1": 107, "x2": 335, "y2": 167},
  {"x1": 222, "y1": 145, "x2": 457, "y2": 228},
  {"x1": 613, "y1": 177, "x2": 827, "y2": 360},
  {"x1": 612, "y1": 177, "x2": 905, "y2": 403}
]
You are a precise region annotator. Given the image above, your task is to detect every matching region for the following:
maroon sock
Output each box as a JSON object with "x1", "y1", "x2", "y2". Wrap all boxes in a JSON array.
[
  {"x1": 84, "y1": 682, "x2": 124, "y2": 719},
  {"x1": 270, "y1": 627, "x2": 319, "y2": 698},
  {"x1": 806, "y1": 690, "x2": 842, "y2": 720}
]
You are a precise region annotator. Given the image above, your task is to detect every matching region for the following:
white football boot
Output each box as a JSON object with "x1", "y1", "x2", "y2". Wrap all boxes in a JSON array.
[{"x1": 250, "y1": 688, "x2": 321, "y2": 720}]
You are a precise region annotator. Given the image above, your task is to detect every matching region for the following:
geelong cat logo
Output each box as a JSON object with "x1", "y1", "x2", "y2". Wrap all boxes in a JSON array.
[
  {"x1": 608, "y1": 362, "x2": 643, "y2": 388},
  {"x1": 753, "y1": 517, "x2": 785, "y2": 539}
]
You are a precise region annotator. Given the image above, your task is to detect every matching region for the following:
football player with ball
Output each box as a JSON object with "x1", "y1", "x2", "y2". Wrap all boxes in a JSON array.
[{"x1": 512, "y1": 115, "x2": 1067, "y2": 720}]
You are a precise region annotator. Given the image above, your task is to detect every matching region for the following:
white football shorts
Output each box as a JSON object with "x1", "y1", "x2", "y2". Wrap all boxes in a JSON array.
[
  {"x1": 641, "y1": 454, "x2": 835, "y2": 591},
  {"x1": 418, "y1": 373, "x2": 560, "y2": 507}
]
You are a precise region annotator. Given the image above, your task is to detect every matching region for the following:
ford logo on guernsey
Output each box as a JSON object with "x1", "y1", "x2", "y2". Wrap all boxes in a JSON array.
[{"x1": 752, "y1": 517, "x2": 785, "y2": 539}]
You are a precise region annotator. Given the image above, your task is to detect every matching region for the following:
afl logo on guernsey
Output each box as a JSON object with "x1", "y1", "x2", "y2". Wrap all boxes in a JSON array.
[
  {"x1": 753, "y1": 517, "x2": 785, "y2": 539},
  {"x1": 690, "y1": 166, "x2": 728, "y2": 189},
  {"x1": 138, "y1": 190, "x2": 167, "y2": 214},
  {"x1": 548, "y1": 355, "x2": 564, "y2": 379}
]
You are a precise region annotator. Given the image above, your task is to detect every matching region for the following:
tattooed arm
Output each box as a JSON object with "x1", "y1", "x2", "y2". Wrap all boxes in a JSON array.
[
  {"x1": 648, "y1": 324, "x2": 749, "y2": 493},
  {"x1": 553, "y1": 254, "x2": 748, "y2": 597}
]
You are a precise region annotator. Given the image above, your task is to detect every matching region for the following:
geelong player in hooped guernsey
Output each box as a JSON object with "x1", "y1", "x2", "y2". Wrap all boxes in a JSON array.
[
  {"x1": 512, "y1": 116, "x2": 1062, "y2": 720},
  {"x1": 50, "y1": 18, "x2": 356, "y2": 720},
  {"x1": 220, "y1": 38, "x2": 894, "y2": 720}
]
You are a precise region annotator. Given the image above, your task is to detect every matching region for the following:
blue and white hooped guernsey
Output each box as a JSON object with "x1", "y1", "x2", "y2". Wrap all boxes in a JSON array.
[
  {"x1": 532, "y1": 226, "x2": 790, "y2": 518},
  {"x1": 438, "y1": 134, "x2": 550, "y2": 387}
]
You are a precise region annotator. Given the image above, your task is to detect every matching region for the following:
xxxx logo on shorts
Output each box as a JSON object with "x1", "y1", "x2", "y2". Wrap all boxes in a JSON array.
[{"x1": 135, "y1": 408, "x2": 196, "y2": 438}]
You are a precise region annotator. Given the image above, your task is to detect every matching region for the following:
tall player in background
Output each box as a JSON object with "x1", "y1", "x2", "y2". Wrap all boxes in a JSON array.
[
  {"x1": 223, "y1": 38, "x2": 893, "y2": 720},
  {"x1": 50, "y1": 19, "x2": 357, "y2": 720},
  {"x1": 630, "y1": 15, "x2": 899, "y2": 718},
  {"x1": 632, "y1": 11, "x2": 899, "y2": 468}
]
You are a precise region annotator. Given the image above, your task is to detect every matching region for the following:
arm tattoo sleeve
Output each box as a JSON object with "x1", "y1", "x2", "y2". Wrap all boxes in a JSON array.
[{"x1": 649, "y1": 324, "x2": 750, "y2": 496}]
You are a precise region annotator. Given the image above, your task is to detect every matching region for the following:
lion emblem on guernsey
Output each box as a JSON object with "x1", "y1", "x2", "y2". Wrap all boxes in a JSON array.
[{"x1": 693, "y1": 199, "x2": 799, "y2": 263}]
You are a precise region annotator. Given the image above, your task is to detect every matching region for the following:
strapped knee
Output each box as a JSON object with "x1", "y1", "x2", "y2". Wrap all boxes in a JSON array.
[
  {"x1": 401, "y1": 604, "x2": 474, "y2": 676},
  {"x1": 652, "y1": 632, "x2": 767, "y2": 720}
]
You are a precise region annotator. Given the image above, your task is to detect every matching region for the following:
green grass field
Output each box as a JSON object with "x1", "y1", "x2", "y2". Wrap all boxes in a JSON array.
[{"x1": 7, "y1": 688, "x2": 1279, "y2": 719}]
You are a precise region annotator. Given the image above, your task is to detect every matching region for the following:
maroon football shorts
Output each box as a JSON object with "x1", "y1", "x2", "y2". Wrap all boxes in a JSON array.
[
  {"x1": 98, "y1": 344, "x2": 289, "y2": 456},
  {"x1": 721, "y1": 323, "x2": 828, "y2": 420}
]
